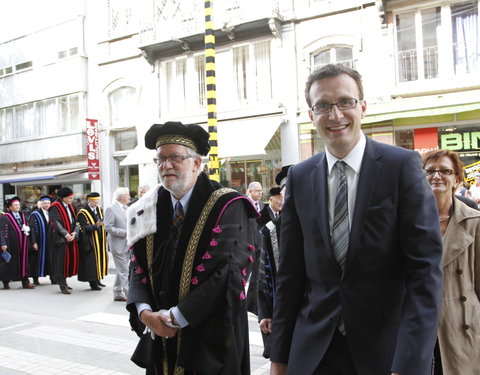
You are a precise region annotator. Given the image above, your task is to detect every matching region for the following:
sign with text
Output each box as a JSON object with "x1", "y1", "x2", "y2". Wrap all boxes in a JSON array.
[
  {"x1": 86, "y1": 119, "x2": 100, "y2": 180},
  {"x1": 414, "y1": 127, "x2": 438, "y2": 154},
  {"x1": 464, "y1": 161, "x2": 480, "y2": 184}
]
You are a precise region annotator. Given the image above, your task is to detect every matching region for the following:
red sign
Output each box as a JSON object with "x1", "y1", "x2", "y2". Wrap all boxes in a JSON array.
[
  {"x1": 414, "y1": 127, "x2": 439, "y2": 154},
  {"x1": 86, "y1": 119, "x2": 100, "y2": 180}
]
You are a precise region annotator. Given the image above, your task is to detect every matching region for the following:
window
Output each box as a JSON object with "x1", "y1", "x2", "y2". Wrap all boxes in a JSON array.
[
  {"x1": 233, "y1": 45, "x2": 249, "y2": 104},
  {"x1": 109, "y1": 87, "x2": 136, "y2": 127},
  {"x1": 396, "y1": 8, "x2": 440, "y2": 82},
  {"x1": 0, "y1": 94, "x2": 83, "y2": 142},
  {"x1": 452, "y1": 1, "x2": 479, "y2": 74},
  {"x1": 113, "y1": 129, "x2": 137, "y2": 151},
  {"x1": 313, "y1": 46, "x2": 355, "y2": 70},
  {"x1": 195, "y1": 55, "x2": 206, "y2": 107},
  {"x1": 394, "y1": 2, "x2": 478, "y2": 82}
]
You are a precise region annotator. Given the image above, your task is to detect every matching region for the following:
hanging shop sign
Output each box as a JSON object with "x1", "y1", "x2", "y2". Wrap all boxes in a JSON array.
[{"x1": 86, "y1": 118, "x2": 100, "y2": 180}]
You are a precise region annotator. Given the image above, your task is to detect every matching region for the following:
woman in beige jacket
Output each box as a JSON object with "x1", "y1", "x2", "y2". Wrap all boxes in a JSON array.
[{"x1": 423, "y1": 149, "x2": 480, "y2": 375}]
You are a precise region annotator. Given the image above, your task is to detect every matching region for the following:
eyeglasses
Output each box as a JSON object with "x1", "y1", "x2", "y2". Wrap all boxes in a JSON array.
[
  {"x1": 154, "y1": 155, "x2": 194, "y2": 165},
  {"x1": 311, "y1": 98, "x2": 360, "y2": 115},
  {"x1": 424, "y1": 169, "x2": 454, "y2": 176}
]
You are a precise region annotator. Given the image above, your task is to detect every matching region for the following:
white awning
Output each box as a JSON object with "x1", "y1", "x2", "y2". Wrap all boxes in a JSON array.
[
  {"x1": 120, "y1": 146, "x2": 157, "y2": 166},
  {"x1": 217, "y1": 117, "x2": 281, "y2": 158},
  {"x1": 120, "y1": 117, "x2": 281, "y2": 164},
  {"x1": 0, "y1": 168, "x2": 88, "y2": 186}
]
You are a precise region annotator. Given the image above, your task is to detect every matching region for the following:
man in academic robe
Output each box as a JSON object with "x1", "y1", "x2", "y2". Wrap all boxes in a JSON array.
[
  {"x1": 0, "y1": 196, "x2": 35, "y2": 289},
  {"x1": 49, "y1": 187, "x2": 79, "y2": 294},
  {"x1": 256, "y1": 167, "x2": 291, "y2": 358},
  {"x1": 28, "y1": 195, "x2": 53, "y2": 285},
  {"x1": 77, "y1": 192, "x2": 107, "y2": 290},
  {"x1": 126, "y1": 121, "x2": 259, "y2": 375}
]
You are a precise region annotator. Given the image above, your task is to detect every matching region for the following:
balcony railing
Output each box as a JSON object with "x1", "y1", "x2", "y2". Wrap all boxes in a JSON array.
[
  {"x1": 397, "y1": 48, "x2": 419, "y2": 82},
  {"x1": 139, "y1": 0, "x2": 280, "y2": 46}
]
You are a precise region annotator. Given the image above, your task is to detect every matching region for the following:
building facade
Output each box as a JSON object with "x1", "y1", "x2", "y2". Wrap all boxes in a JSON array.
[{"x1": 1, "y1": 0, "x2": 479, "y2": 211}]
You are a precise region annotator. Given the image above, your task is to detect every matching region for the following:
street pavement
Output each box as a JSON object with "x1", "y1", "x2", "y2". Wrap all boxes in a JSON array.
[{"x1": 0, "y1": 268, "x2": 270, "y2": 375}]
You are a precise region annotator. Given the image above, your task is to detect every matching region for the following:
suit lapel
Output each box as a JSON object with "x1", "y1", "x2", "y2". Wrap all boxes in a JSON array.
[
  {"x1": 345, "y1": 138, "x2": 382, "y2": 274},
  {"x1": 311, "y1": 153, "x2": 332, "y2": 258}
]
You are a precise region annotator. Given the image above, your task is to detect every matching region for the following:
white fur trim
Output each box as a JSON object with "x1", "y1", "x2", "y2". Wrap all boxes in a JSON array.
[{"x1": 126, "y1": 183, "x2": 161, "y2": 246}]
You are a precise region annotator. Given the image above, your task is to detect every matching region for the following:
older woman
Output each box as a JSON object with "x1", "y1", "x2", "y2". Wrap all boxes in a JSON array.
[{"x1": 423, "y1": 149, "x2": 480, "y2": 375}]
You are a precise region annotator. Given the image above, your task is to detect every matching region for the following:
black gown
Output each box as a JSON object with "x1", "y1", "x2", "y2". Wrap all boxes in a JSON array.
[{"x1": 127, "y1": 172, "x2": 259, "y2": 375}]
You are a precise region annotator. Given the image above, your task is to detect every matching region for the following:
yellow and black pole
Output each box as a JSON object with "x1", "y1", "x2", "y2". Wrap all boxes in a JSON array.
[{"x1": 205, "y1": 0, "x2": 219, "y2": 182}]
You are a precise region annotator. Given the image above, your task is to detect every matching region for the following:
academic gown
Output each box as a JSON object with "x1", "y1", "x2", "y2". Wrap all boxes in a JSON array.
[
  {"x1": 127, "y1": 172, "x2": 259, "y2": 375},
  {"x1": 28, "y1": 209, "x2": 53, "y2": 279},
  {"x1": 0, "y1": 212, "x2": 30, "y2": 281},
  {"x1": 77, "y1": 205, "x2": 107, "y2": 282}
]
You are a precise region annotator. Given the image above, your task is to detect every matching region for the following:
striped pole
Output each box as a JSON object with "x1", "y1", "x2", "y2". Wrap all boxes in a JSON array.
[{"x1": 205, "y1": 0, "x2": 219, "y2": 181}]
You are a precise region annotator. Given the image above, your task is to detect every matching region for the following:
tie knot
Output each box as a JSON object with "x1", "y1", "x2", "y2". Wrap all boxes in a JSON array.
[
  {"x1": 335, "y1": 160, "x2": 347, "y2": 172},
  {"x1": 175, "y1": 201, "x2": 184, "y2": 217}
]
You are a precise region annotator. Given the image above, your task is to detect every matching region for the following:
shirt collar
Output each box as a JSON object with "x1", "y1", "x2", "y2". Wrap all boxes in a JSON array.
[
  {"x1": 326, "y1": 132, "x2": 366, "y2": 175},
  {"x1": 170, "y1": 186, "x2": 195, "y2": 214}
]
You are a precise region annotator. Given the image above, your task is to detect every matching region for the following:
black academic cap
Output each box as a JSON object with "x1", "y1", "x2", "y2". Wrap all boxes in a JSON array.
[
  {"x1": 275, "y1": 165, "x2": 293, "y2": 188},
  {"x1": 144, "y1": 121, "x2": 210, "y2": 156},
  {"x1": 57, "y1": 187, "x2": 74, "y2": 198}
]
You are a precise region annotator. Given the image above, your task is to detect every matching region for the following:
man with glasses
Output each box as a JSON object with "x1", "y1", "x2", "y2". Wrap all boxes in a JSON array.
[
  {"x1": 247, "y1": 181, "x2": 264, "y2": 212},
  {"x1": 104, "y1": 187, "x2": 130, "y2": 301},
  {"x1": 126, "y1": 121, "x2": 258, "y2": 375},
  {"x1": 269, "y1": 64, "x2": 443, "y2": 375}
]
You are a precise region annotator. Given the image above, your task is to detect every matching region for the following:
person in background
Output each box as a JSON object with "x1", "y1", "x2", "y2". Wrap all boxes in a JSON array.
[
  {"x1": 129, "y1": 184, "x2": 151, "y2": 206},
  {"x1": 77, "y1": 192, "x2": 108, "y2": 291},
  {"x1": 28, "y1": 195, "x2": 53, "y2": 285},
  {"x1": 49, "y1": 187, "x2": 79, "y2": 295},
  {"x1": 422, "y1": 149, "x2": 480, "y2": 375},
  {"x1": 468, "y1": 175, "x2": 480, "y2": 207},
  {"x1": 0, "y1": 197, "x2": 34, "y2": 289},
  {"x1": 256, "y1": 166, "x2": 291, "y2": 358},
  {"x1": 104, "y1": 187, "x2": 130, "y2": 302},
  {"x1": 126, "y1": 121, "x2": 258, "y2": 374},
  {"x1": 269, "y1": 64, "x2": 443, "y2": 375},
  {"x1": 247, "y1": 181, "x2": 264, "y2": 212}
]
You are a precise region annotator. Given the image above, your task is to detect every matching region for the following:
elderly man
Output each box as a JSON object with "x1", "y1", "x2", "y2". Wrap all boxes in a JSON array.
[
  {"x1": 77, "y1": 192, "x2": 107, "y2": 291},
  {"x1": 28, "y1": 195, "x2": 53, "y2": 285},
  {"x1": 105, "y1": 187, "x2": 130, "y2": 302},
  {"x1": 49, "y1": 187, "x2": 79, "y2": 294},
  {"x1": 126, "y1": 121, "x2": 258, "y2": 375},
  {"x1": 247, "y1": 181, "x2": 264, "y2": 212}
]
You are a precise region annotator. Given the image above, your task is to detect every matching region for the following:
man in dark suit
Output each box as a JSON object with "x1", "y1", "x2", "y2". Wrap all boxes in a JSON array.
[{"x1": 269, "y1": 64, "x2": 443, "y2": 375}]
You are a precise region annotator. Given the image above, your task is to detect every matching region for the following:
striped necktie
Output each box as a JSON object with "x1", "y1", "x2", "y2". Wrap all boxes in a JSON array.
[
  {"x1": 172, "y1": 201, "x2": 185, "y2": 245},
  {"x1": 332, "y1": 161, "x2": 349, "y2": 270}
]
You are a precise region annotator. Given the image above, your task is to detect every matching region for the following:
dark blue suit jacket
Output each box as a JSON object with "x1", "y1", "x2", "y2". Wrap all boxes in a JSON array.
[{"x1": 269, "y1": 136, "x2": 443, "y2": 375}]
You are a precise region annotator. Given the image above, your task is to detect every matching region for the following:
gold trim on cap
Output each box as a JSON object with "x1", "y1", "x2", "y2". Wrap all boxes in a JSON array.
[{"x1": 155, "y1": 135, "x2": 198, "y2": 153}]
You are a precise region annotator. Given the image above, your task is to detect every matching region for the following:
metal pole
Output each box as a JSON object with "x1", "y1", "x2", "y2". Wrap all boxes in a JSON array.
[{"x1": 204, "y1": 0, "x2": 219, "y2": 181}]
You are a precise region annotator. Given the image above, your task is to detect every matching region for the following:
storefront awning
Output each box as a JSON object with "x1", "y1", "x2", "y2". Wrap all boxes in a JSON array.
[
  {"x1": 0, "y1": 168, "x2": 87, "y2": 186},
  {"x1": 217, "y1": 117, "x2": 281, "y2": 158},
  {"x1": 120, "y1": 146, "x2": 157, "y2": 166},
  {"x1": 364, "y1": 102, "x2": 480, "y2": 124},
  {"x1": 120, "y1": 117, "x2": 282, "y2": 164}
]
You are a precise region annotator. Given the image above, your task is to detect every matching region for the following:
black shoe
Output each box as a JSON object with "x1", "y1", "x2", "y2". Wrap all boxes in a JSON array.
[
  {"x1": 2, "y1": 282, "x2": 10, "y2": 289},
  {"x1": 22, "y1": 283, "x2": 35, "y2": 289},
  {"x1": 89, "y1": 282, "x2": 101, "y2": 291},
  {"x1": 33, "y1": 278, "x2": 40, "y2": 286},
  {"x1": 60, "y1": 285, "x2": 71, "y2": 294},
  {"x1": 97, "y1": 281, "x2": 106, "y2": 287}
]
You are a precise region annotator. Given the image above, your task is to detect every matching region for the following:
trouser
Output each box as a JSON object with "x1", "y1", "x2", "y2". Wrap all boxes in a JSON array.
[{"x1": 111, "y1": 251, "x2": 130, "y2": 298}]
